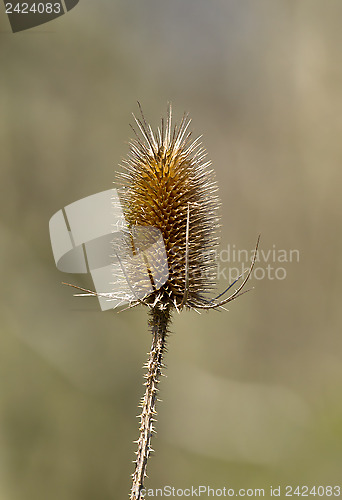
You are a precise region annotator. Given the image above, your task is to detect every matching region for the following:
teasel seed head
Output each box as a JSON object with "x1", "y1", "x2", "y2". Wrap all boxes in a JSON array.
[{"x1": 116, "y1": 104, "x2": 221, "y2": 312}]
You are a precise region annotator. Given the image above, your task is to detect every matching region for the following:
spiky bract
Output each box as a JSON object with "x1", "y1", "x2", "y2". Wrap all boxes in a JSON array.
[{"x1": 116, "y1": 105, "x2": 220, "y2": 311}]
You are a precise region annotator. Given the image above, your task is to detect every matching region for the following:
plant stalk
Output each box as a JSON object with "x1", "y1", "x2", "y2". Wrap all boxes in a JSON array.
[{"x1": 130, "y1": 306, "x2": 171, "y2": 500}]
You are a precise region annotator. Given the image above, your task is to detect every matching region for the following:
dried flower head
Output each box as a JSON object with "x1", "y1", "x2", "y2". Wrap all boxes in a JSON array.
[
  {"x1": 116, "y1": 104, "x2": 220, "y2": 311},
  {"x1": 116, "y1": 104, "x2": 258, "y2": 314}
]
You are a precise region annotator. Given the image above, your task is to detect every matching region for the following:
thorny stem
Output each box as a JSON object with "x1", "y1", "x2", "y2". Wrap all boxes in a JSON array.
[{"x1": 130, "y1": 306, "x2": 171, "y2": 500}]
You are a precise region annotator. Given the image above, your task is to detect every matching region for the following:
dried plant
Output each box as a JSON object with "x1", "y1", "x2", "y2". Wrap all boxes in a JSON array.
[
  {"x1": 115, "y1": 104, "x2": 259, "y2": 499},
  {"x1": 61, "y1": 104, "x2": 259, "y2": 499}
]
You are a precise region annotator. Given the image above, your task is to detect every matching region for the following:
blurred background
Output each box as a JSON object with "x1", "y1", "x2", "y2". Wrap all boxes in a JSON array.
[{"x1": 1, "y1": 1, "x2": 342, "y2": 498}]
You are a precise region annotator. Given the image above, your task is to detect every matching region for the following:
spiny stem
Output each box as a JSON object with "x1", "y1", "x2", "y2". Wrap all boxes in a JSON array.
[{"x1": 130, "y1": 306, "x2": 171, "y2": 500}]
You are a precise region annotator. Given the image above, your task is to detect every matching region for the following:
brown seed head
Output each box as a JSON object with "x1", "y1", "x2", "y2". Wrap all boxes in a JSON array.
[{"x1": 116, "y1": 104, "x2": 221, "y2": 311}]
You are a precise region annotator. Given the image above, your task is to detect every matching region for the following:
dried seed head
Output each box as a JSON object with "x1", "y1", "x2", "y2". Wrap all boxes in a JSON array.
[{"x1": 116, "y1": 104, "x2": 221, "y2": 311}]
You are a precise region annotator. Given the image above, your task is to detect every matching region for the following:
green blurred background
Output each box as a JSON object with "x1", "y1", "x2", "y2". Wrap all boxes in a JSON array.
[{"x1": 1, "y1": 1, "x2": 342, "y2": 498}]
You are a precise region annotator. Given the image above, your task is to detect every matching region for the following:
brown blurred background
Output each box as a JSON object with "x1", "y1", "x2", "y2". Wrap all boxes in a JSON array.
[{"x1": 1, "y1": 1, "x2": 342, "y2": 499}]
